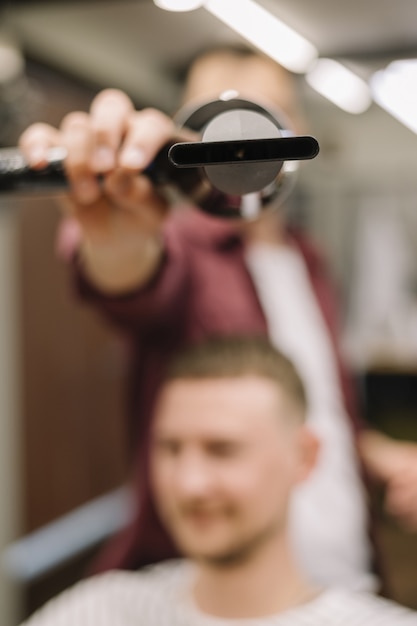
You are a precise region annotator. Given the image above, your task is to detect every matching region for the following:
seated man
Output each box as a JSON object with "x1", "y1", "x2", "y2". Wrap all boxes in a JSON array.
[{"x1": 21, "y1": 337, "x2": 416, "y2": 625}]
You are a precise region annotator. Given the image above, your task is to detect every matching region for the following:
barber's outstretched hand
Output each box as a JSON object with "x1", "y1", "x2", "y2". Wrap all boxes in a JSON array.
[
  {"x1": 19, "y1": 89, "x2": 176, "y2": 293},
  {"x1": 359, "y1": 430, "x2": 417, "y2": 532}
]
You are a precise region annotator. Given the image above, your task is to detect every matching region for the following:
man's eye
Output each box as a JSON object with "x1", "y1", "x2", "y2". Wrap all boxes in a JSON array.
[
  {"x1": 157, "y1": 441, "x2": 181, "y2": 456},
  {"x1": 208, "y1": 442, "x2": 240, "y2": 457}
]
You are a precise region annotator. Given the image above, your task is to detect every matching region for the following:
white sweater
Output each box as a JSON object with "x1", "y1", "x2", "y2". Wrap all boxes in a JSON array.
[{"x1": 22, "y1": 560, "x2": 417, "y2": 626}]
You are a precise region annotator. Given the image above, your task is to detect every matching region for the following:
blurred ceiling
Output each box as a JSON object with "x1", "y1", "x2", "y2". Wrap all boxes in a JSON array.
[{"x1": 2, "y1": 0, "x2": 417, "y2": 112}]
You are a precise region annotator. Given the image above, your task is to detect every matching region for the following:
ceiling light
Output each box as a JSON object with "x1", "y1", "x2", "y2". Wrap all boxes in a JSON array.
[
  {"x1": 0, "y1": 38, "x2": 25, "y2": 85},
  {"x1": 204, "y1": 0, "x2": 317, "y2": 74},
  {"x1": 153, "y1": 0, "x2": 204, "y2": 11},
  {"x1": 371, "y1": 60, "x2": 417, "y2": 134},
  {"x1": 306, "y1": 58, "x2": 372, "y2": 114}
]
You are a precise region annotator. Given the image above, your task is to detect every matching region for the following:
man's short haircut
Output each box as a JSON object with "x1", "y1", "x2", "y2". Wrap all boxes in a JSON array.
[{"x1": 166, "y1": 336, "x2": 307, "y2": 418}]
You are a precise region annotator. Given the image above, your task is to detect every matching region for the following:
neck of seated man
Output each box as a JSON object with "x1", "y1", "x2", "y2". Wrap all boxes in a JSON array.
[{"x1": 191, "y1": 523, "x2": 319, "y2": 619}]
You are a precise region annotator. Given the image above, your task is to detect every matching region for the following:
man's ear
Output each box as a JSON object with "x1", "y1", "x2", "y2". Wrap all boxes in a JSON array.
[{"x1": 295, "y1": 425, "x2": 320, "y2": 484}]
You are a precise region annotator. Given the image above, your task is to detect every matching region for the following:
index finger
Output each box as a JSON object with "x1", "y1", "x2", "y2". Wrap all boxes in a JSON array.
[
  {"x1": 118, "y1": 108, "x2": 175, "y2": 171},
  {"x1": 89, "y1": 89, "x2": 135, "y2": 173},
  {"x1": 19, "y1": 123, "x2": 62, "y2": 169}
]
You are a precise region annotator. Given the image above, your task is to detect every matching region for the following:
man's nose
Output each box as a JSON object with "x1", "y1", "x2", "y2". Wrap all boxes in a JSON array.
[{"x1": 174, "y1": 451, "x2": 214, "y2": 496}]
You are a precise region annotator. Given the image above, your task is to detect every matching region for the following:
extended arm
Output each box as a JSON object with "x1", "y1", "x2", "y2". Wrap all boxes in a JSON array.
[{"x1": 19, "y1": 89, "x2": 175, "y2": 294}]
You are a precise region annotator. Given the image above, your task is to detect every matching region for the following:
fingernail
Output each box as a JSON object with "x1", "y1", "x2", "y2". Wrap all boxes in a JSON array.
[
  {"x1": 74, "y1": 178, "x2": 99, "y2": 204},
  {"x1": 119, "y1": 147, "x2": 146, "y2": 169},
  {"x1": 92, "y1": 146, "x2": 115, "y2": 171}
]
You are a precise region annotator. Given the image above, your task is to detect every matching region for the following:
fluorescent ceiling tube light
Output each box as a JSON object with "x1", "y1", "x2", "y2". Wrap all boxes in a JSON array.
[
  {"x1": 153, "y1": 0, "x2": 204, "y2": 11},
  {"x1": 371, "y1": 59, "x2": 417, "y2": 135},
  {"x1": 204, "y1": 0, "x2": 317, "y2": 74},
  {"x1": 0, "y1": 39, "x2": 25, "y2": 84},
  {"x1": 306, "y1": 58, "x2": 372, "y2": 114}
]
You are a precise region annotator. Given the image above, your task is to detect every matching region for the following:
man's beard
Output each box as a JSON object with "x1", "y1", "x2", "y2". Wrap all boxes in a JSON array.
[{"x1": 178, "y1": 512, "x2": 286, "y2": 569}]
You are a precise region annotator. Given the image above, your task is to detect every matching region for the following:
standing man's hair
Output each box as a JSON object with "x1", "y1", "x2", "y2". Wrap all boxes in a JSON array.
[{"x1": 178, "y1": 44, "x2": 307, "y2": 133}]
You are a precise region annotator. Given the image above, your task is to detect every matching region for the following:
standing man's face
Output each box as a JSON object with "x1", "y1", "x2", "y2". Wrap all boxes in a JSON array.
[
  {"x1": 182, "y1": 53, "x2": 305, "y2": 135},
  {"x1": 150, "y1": 376, "x2": 317, "y2": 565}
]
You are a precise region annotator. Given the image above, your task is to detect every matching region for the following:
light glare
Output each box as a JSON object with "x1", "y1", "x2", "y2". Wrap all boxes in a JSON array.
[
  {"x1": 204, "y1": 0, "x2": 317, "y2": 74},
  {"x1": 306, "y1": 58, "x2": 372, "y2": 114},
  {"x1": 371, "y1": 60, "x2": 417, "y2": 135},
  {"x1": 153, "y1": 0, "x2": 204, "y2": 11},
  {"x1": 0, "y1": 40, "x2": 24, "y2": 84}
]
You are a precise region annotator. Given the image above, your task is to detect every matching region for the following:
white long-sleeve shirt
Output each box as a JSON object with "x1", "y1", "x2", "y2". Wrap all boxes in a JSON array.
[{"x1": 245, "y1": 243, "x2": 375, "y2": 591}]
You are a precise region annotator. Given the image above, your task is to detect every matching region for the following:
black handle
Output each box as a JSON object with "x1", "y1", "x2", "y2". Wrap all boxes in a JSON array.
[
  {"x1": 0, "y1": 147, "x2": 67, "y2": 193},
  {"x1": 0, "y1": 135, "x2": 319, "y2": 194},
  {"x1": 169, "y1": 136, "x2": 319, "y2": 167}
]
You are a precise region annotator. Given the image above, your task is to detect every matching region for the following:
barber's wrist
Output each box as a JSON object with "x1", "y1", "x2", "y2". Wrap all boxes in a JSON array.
[{"x1": 80, "y1": 233, "x2": 163, "y2": 294}]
